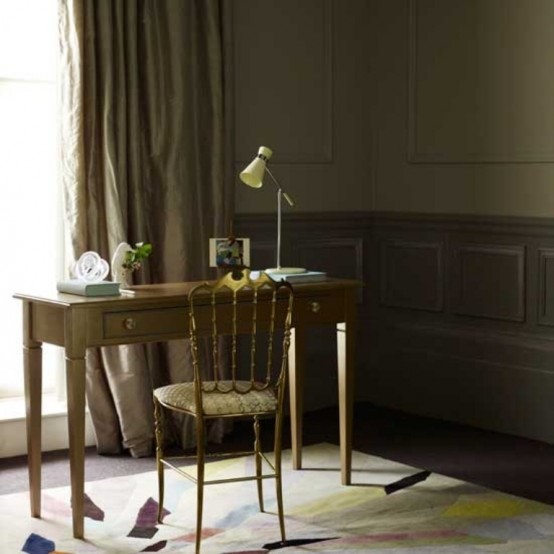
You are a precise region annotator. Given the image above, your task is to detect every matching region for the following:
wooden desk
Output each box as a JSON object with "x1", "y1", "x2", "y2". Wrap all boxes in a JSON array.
[{"x1": 15, "y1": 278, "x2": 360, "y2": 538}]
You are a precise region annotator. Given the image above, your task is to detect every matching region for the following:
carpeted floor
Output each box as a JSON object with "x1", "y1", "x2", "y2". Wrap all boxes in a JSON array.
[
  {"x1": 3, "y1": 442, "x2": 554, "y2": 553},
  {"x1": 2, "y1": 402, "x2": 554, "y2": 506}
]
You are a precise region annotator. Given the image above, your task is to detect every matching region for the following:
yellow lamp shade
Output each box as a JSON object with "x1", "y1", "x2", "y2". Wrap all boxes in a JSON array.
[{"x1": 239, "y1": 146, "x2": 273, "y2": 188}]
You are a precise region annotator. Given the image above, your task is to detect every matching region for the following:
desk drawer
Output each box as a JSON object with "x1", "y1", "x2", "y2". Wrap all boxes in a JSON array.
[
  {"x1": 103, "y1": 307, "x2": 188, "y2": 340},
  {"x1": 293, "y1": 290, "x2": 345, "y2": 325},
  {"x1": 102, "y1": 291, "x2": 345, "y2": 342}
]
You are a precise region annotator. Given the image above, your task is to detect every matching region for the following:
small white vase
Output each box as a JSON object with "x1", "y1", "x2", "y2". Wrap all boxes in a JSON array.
[{"x1": 111, "y1": 242, "x2": 132, "y2": 286}]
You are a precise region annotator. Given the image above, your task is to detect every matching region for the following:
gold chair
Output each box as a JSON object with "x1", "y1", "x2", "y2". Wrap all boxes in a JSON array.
[{"x1": 152, "y1": 268, "x2": 294, "y2": 553}]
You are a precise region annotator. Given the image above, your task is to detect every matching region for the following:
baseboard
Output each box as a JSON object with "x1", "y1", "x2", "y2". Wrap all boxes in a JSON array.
[{"x1": 0, "y1": 410, "x2": 96, "y2": 459}]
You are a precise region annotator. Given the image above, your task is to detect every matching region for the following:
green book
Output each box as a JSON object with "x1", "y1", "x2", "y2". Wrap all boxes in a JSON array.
[{"x1": 56, "y1": 280, "x2": 121, "y2": 297}]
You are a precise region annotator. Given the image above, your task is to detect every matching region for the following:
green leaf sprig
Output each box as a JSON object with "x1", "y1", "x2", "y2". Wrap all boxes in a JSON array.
[{"x1": 123, "y1": 242, "x2": 153, "y2": 272}]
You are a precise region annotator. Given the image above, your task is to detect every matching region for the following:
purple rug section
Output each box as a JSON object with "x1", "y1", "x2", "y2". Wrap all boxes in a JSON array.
[
  {"x1": 128, "y1": 497, "x2": 170, "y2": 539},
  {"x1": 140, "y1": 540, "x2": 168, "y2": 551},
  {"x1": 84, "y1": 492, "x2": 105, "y2": 521}
]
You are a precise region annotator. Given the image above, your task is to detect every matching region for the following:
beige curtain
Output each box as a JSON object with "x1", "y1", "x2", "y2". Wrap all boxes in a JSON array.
[{"x1": 58, "y1": 0, "x2": 234, "y2": 456}]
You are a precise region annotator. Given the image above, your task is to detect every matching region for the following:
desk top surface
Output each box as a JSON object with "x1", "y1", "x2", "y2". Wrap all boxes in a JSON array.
[{"x1": 14, "y1": 278, "x2": 363, "y2": 308}]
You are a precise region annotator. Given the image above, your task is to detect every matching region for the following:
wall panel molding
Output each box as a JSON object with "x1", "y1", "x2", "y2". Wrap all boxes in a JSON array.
[
  {"x1": 369, "y1": 211, "x2": 554, "y2": 443},
  {"x1": 235, "y1": 210, "x2": 554, "y2": 443}
]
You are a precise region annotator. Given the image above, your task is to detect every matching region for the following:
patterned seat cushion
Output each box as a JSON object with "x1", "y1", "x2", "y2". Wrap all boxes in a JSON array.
[{"x1": 154, "y1": 380, "x2": 278, "y2": 416}]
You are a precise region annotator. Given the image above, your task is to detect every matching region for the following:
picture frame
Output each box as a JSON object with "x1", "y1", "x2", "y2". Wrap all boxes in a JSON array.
[{"x1": 209, "y1": 237, "x2": 251, "y2": 268}]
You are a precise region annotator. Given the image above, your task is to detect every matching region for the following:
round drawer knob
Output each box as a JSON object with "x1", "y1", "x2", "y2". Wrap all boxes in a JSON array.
[
  {"x1": 310, "y1": 301, "x2": 321, "y2": 313},
  {"x1": 123, "y1": 317, "x2": 136, "y2": 330}
]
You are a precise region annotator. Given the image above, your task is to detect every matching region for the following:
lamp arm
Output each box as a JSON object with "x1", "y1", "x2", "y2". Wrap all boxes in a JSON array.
[{"x1": 264, "y1": 166, "x2": 295, "y2": 206}]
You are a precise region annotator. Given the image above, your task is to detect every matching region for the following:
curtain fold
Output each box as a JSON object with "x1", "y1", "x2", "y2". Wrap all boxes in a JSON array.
[{"x1": 59, "y1": 0, "x2": 234, "y2": 456}]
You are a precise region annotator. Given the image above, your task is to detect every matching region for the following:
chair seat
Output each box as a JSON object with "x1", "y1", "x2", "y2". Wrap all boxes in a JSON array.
[{"x1": 154, "y1": 381, "x2": 278, "y2": 416}]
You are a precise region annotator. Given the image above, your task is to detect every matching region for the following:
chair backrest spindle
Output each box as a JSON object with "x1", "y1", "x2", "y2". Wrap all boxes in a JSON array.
[
  {"x1": 249, "y1": 288, "x2": 259, "y2": 385},
  {"x1": 231, "y1": 289, "x2": 239, "y2": 386},
  {"x1": 210, "y1": 291, "x2": 219, "y2": 383}
]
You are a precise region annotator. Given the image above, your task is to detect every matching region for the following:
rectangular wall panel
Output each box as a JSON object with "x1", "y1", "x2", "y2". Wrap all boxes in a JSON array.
[
  {"x1": 293, "y1": 237, "x2": 363, "y2": 279},
  {"x1": 250, "y1": 241, "x2": 277, "y2": 273},
  {"x1": 451, "y1": 243, "x2": 525, "y2": 322},
  {"x1": 380, "y1": 239, "x2": 443, "y2": 311},
  {"x1": 538, "y1": 248, "x2": 554, "y2": 326},
  {"x1": 294, "y1": 237, "x2": 364, "y2": 302},
  {"x1": 234, "y1": 0, "x2": 333, "y2": 164},
  {"x1": 408, "y1": 0, "x2": 554, "y2": 163}
]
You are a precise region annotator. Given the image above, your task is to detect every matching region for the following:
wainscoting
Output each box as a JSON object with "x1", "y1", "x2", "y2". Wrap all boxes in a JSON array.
[{"x1": 236, "y1": 211, "x2": 554, "y2": 444}]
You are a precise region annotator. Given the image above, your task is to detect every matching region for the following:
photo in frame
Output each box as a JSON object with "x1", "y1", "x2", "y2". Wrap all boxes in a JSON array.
[{"x1": 209, "y1": 237, "x2": 250, "y2": 268}]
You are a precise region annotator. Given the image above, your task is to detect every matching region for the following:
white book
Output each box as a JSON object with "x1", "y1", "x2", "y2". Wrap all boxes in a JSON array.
[
  {"x1": 267, "y1": 271, "x2": 327, "y2": 284},
  {"x1": 57, "y1": 280, "x2": 121, "y2": 297}
]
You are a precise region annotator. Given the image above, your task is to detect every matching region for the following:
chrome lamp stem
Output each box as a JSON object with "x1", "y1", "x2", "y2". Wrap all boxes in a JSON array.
[{"x1": 265, "y1": 166, "x2": 294, "y2": 271}]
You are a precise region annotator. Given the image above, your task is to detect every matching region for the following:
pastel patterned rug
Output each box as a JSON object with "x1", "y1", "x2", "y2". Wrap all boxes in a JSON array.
[{"x1": 3, "y1": 442, "x2": 554, "y2": 553}]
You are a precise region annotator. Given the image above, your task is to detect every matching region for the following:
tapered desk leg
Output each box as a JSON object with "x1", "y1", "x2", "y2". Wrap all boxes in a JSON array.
[
  {"x1": 288, "y1": 326, "x2": 306, "y2": 470},
  {"x1": 337, "y1": 289, "x2": 356, "y2": 486},
  {"x1": 23, "y1": 301, "x2": 42, "y2": 518},
  {"x1": 65, "y1": 309, "x2": 87, "y2": 539}
]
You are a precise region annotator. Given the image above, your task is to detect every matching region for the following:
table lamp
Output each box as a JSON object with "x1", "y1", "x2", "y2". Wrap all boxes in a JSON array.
[{"x1": 240, "y1": 146, "x2": 306, "y2": 275}]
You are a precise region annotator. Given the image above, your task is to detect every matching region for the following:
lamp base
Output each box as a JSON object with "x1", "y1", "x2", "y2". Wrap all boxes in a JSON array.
[{"x1": 265, "y1": 267, "x2": 306, "y2": 275}]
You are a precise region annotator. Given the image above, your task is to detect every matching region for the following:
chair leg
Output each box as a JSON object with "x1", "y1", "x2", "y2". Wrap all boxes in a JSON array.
[
  {"x1": 274, "y1": 411, "x2": 286, "y2": 542},
  {"x1": 153, "y1": 398, "x2": 165, "y2": 523},
  {"x1": 254, "y1": 415, "x2": 264, "y2": 512},
  {"x1": 195, "y1": 417, "x2": 205, "y2": 554}
]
